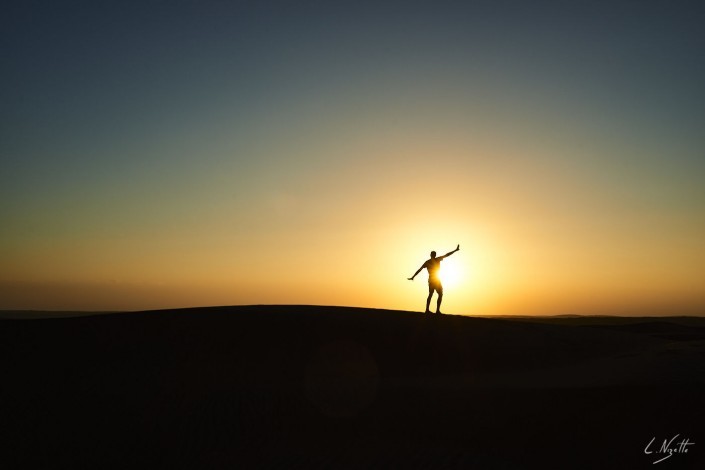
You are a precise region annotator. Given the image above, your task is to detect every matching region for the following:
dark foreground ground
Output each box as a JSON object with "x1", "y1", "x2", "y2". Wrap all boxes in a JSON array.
[{"x1": 2, "y1": 306, "x2": 704, "y2": 469}]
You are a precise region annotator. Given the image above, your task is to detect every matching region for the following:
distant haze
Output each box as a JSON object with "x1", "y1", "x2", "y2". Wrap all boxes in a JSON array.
[{"x1": 2, "y1": 1, "x2": 704, "y2": 315}]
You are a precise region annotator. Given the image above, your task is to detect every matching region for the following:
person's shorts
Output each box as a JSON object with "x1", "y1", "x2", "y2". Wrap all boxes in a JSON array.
[{"x1": 428, "y1": 278, "x2": 443, "y2": 293}]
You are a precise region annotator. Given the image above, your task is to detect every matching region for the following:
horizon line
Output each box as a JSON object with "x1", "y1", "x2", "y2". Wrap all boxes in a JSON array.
[{"x1": 1, "y1": 304, "x2": 704, "y2": 319}]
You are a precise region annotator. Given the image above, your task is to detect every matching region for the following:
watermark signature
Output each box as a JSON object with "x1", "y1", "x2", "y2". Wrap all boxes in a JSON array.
[{"x1": 644, "y1": 434, "x2": 695, "y2": 464}]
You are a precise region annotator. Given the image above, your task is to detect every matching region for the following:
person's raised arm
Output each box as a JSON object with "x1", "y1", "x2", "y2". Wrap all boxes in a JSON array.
[
  {"x1": 408, "y1": 263, "x2": 426, "y2": 281},
  {"x1": 440, "y1": 244, "x2": 460, "y2": 259}
]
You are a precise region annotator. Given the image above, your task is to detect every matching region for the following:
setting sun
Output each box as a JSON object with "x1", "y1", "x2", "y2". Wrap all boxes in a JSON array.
[{"x1": 440, "y1": 258, "x2": 462, "y2": 288}]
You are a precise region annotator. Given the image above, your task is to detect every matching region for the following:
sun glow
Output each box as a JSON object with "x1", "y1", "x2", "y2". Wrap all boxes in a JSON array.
[{"x1": 440, "y1": 258, "x2": 462, "y2": 288}]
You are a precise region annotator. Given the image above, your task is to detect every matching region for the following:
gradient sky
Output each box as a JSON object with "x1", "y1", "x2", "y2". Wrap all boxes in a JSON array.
[{"x1": 2, "y1": 0, "x2": 704, "y2": 314}]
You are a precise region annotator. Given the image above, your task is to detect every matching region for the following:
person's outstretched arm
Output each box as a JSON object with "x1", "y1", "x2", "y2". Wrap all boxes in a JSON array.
[
  {"x1": 440, "y1": 244, "x2": 460, "y2": 259},
  {"x1": 408, "y1": 263, "x2": 426, "y2": 281}
]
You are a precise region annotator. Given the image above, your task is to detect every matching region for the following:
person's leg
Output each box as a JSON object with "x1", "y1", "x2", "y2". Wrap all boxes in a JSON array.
[
  {"x1": 436, "y1": 287, "x2": 444, "y2": 314},
  {"x1": 426, "y1": 286, "x2": 433, "y2": 313}
]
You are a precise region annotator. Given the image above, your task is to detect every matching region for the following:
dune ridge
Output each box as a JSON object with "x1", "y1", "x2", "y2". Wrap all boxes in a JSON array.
[{"x1": 2, "y1": 305, "x2": 703, "y2": 468}]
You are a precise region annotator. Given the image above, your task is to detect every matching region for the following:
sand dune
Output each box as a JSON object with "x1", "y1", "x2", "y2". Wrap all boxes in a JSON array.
[{"x1": 2, "y1": 306, "x2": 703, "y2": 468}]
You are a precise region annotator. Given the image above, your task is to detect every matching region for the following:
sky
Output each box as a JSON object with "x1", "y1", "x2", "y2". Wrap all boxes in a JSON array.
[{"x1": 2, "y1": 0, "x2": 704, "y2": 315}]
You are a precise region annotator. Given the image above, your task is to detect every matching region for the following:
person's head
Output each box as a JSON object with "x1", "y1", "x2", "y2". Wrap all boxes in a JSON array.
[{"x1": 430, "y1": 251, "x2": 436, "y2": 259}]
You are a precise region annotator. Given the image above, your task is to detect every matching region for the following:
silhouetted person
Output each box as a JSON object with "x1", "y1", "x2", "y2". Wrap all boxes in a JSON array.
[{"x1": 408, "y1": 244, "x2": 459, "y2": 314}]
